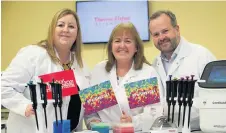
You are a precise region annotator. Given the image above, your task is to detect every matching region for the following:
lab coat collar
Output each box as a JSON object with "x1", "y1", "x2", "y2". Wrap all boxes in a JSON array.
[
  {"x1": 116, "y1": 61, "x2": 138, "y2": 80},
  {"x1": 176, "y1": 37, "x2": 191, "y2": 59},
  {"x1": 159, "y1": 37, "x2": 190, "y2": 60},
  {"x1": 168, "y1": 37, "x2": 192, "y2": 75},
  {"x1": 109, "y1": 61, "x2": 138, "y2": 91},
  {"x1": 160, "y1": 38, "x2": 181, "y2": 62},
  {"x1": 54, "y1": 47, "x2": 73, "y2": 64},
  {"x1": 53, "y1": 47, "x2": 79, "y2": 70}
]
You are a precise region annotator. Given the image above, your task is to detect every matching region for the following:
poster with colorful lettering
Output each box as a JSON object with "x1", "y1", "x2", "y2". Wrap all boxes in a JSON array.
[
  {"x1": 124, "y1": 77, "x2": 160, "y2": 109},
  {"x1": 79, "y1": 80, "x2": 118, "y2": 115}
]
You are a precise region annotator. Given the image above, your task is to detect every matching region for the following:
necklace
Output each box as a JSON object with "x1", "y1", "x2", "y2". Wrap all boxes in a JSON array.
[{"x1": 58, "y1": 52, "x2": 75, "y2": 70}]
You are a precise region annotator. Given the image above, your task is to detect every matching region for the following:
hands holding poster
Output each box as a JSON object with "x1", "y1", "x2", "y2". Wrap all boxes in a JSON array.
[
  {"x1": 39, "y1": 70, "x2": 78, "y2": 99},
  {"x1": 79, "y1": 80, "x2": 118, "y2": 115},
  {"x1": 124, "y1": 77, "x2": 160, "y2": 109}
]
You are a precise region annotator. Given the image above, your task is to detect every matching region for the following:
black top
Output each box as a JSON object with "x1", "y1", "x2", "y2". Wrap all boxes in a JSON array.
[
  {"x1": 67, "y1": 86, "x2": 81, "y2": 131},
  {"x1": 62, "y1": 62, "x2": 81, "y2": 131}
]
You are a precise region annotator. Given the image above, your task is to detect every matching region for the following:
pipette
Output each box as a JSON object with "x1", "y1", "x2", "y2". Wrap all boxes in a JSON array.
[
  {"x1": 27, "y1": 81, "x2": 39, "y2": 130},
  {"x1": 177, "y1": 78, "x2": 184, "y2": 126},
  {"x1": 171, "y1": 78, "x2": 178, "y2": 123},
  {"x1": 182, "y1": 76, "x2": 189, "y2": 127},
  {"x1": 187, "y1": 75, "x2": 196, "y2": 128},
  {"x1": 166, "y1": 75, "x2": 172, "y2": 121},
  {"x1": 39, "y1": 79, "x2": 48, "y2": 128},
  {"x1": 50, "y1": 79, "x2": 58, "y2": 126},
  {"x1": 56, "y1": 83, "x2": 63, "y2": 123}
]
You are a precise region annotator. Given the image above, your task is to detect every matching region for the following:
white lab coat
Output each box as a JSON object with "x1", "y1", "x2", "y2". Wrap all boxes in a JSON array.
[
  {"x1": 85, "y1": 61, "x2": 164, "y2": 131},
  {"x1": 1, "y1": 45, "x2": 90, "y2": 133},
  {"x1": 152, "y1": 37, "x2": 216, "y2": 129}
]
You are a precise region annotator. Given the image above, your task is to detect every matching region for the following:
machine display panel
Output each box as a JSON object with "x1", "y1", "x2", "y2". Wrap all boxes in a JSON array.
[
  {"x1": 199, "y1": 60, "x2": 226, "y2": 88},
  {"x1": 208, "y1": 66, "x2": 226, "y2": 83}
]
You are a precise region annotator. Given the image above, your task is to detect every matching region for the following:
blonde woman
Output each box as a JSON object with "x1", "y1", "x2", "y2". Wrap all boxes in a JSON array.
[{"x1": 1, "y1": 9, "x2": 90, "y2": 133}]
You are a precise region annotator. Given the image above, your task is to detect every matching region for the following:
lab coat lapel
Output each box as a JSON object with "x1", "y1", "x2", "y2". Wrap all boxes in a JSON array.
[
  {"x1": 156, "y1": 56, "x2": 167, "y2": 83},
  {"x1": 167, "y1": 59, "x2": 181, "y2": 77},
  {"x1": 123, "y1": 66, "x2": 138, "y2": 84},
  {"x1": 119, "y1": 62, "x2": 138, "y2": 86},
  {"x1": 109, "y1": 62, "x2": 138, "y2": 91},
  {"x1": 168, "y1": 38, "x2": 191, "y2": 77},
  {"x1": 109, "y1": 65, "x2": 118, "y2": 91}
]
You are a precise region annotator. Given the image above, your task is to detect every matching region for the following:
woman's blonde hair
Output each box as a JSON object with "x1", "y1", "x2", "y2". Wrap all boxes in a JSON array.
[
  {"x1": 36, "y1": 8, "x2": 83, "y2": 68},
  {"x1": 105, "y1": 22, "x2": 150, "y2": 72}
]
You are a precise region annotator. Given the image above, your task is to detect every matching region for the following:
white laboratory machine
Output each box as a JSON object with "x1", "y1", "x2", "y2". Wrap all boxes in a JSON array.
[{"x1": 198, "y1": 60, "x2": 226, "y2": 133}]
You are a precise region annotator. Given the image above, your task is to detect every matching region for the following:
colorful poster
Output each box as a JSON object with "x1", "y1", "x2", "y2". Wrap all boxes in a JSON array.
[
  {"x1": 124, "y1": 77, "x2": 160, "y2": 109},
  {"x1": 79, "y1": 80, "x2": 118, "y2": 115},
  {"x1": 39, "y1": 70, "x2": 78, "y2": 99}
]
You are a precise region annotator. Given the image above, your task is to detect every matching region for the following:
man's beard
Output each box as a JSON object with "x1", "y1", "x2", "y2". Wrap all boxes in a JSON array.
[{"x1": 157, "y1": 37, "x2": 178, "y2": 53}]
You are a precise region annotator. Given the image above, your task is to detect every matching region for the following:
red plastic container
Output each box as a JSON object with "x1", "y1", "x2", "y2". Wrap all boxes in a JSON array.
[{"x1": 112, "y1": 123, "x2": 134, "y2": 133}]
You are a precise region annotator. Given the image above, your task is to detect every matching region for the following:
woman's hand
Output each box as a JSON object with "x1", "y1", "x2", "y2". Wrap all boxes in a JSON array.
[
  {"x1": 88, "y1": 119, "x2": 102, "y2": 129},
  {"x1": 25, "y1": 104, "x2": 34, "y2": 117},
  {"x1": 120, "y1": 111, "x2": 132, "y2": 123},
  {"x1": 90, "y1": 119, "x2": 101, "y2": 123}
]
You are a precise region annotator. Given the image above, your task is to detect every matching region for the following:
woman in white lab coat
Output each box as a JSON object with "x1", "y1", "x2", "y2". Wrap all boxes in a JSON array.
[
  {"x1": 1, "y1": 9, "x2": 90, "y2": 133},
  {"x1": 85, "y1": 22, "x2": 164, "y2": 131}
]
